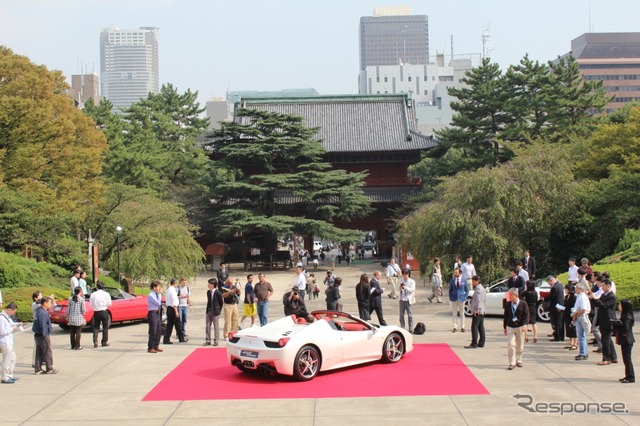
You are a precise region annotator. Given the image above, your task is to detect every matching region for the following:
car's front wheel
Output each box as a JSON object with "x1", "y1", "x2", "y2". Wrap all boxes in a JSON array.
[
  {"x1": 382, "y1": 332, "x2": 404, "y2": 363},
  {"x1": 536, "y1": 301, "x2": 550, "y2": 322},
  {"x1": 293, "y1": 345, "x2": 320, "y2": 381},
  {"x1": 463, "y1": 299, "x2": 473, "y2": 317}
]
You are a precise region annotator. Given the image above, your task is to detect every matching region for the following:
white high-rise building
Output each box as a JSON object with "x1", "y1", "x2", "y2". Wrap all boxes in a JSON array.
[
  {"x1": 100, "y1": 26, "x2": 159, "y2": 111},
  {"x1": 359, "y1": 53, "x2": 478, "y2": 134}
]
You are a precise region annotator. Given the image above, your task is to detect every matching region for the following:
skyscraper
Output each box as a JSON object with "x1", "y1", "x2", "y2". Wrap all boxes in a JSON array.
[
  {"x1": 359, "y1": 7, "x2": 429, "y2": 70},
  {"x1": 564, "y1": 32, "x2": 640, "y2": 113},
  {"x1": 100, "y1": 26, "x2": 159, "y2": 111}
]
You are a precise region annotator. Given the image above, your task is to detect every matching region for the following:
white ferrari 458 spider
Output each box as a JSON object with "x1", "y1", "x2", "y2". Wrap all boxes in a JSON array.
[{"x1": 226, "y1": 310, "x2": 414, "y2": 381}]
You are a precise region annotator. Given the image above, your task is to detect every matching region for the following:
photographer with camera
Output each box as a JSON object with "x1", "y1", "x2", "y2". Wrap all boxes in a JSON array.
[
  {"x1": 222, "y1": 277, "x2": 241, "y2": 339},
  {"x1": 283, "y1": 287, "x2": 309, "y2": 318}
]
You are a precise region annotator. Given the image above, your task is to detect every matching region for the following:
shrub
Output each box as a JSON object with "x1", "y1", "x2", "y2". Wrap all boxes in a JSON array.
[
  {"x1": 2, "y1": 286, "x2": 70, "y2": 322},
  {"x1": 0, "y1": 252, "x2": 69, "y2": 289}
]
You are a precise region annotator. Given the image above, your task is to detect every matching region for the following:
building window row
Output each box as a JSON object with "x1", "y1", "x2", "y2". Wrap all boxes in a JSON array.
[
  {"x1": 612, "y1": 96, "x2": 640, "y2": 103},
  {"x1": 580, "y1": 63, "x2": 640, "y2": 69},
  {"x1": 584, "y1": 74, "x2": 640, "y2": 80},
  {"x1": 604, "y1": 86, "x2": 640, "y2": 92}
]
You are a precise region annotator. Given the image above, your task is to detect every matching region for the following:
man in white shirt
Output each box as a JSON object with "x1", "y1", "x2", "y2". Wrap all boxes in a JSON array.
[
  {"x1": 398, "y1": 269, "x2": 416, "y2": 332},
  {"x1": 177, "y1": 277, "x2": 192, "y2": 336},
  {"x1": 70, "y1": 269, "x2": 81, "y2": 295},
  {"x1": 293, "y1": 266, "x2": 307, "y2": 300},
  {"x1": 163, "y1": 278, "x2": 188, "y2": 344},
  {"x1": 386, "y1": 258, "x2": 401, "y2": 299},
  {"x1": 516, "y1": 261, "x2": 529, "y2": 282},
  {"x1": 89, "y1": 282, "x2": 112, "y2": 348},
  {"x1": 460, "y1": 255, "x2": 477, "y2": 283},
  {"x1": 572, "y1": 282, "x2": 591, "y2": 360},
  {"x1": 567, "y1": 258, "x2": 579, "y2": 283},
  {"x1": 0, "y1": 302, "x2": 22, "y2": 383}
]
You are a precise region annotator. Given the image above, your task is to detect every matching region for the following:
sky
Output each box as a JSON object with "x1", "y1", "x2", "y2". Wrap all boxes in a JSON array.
[{"x1": 1, "y1": 0, "x2": 639, "y2": 107}]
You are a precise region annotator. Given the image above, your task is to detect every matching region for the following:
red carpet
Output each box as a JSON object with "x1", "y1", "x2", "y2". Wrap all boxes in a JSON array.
[{"x1": 142, "y1": 343, "x2": 488, "y2": 401}]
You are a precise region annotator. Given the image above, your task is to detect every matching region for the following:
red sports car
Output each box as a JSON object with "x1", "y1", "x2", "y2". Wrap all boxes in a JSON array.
[{"x1": 49, "y1": 287, "x2": 163, "y2": 329}]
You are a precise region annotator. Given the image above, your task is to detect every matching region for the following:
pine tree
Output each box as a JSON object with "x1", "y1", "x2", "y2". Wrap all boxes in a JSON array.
[{"x1": 208, "y1": 108, "x2": 371, "y2": 253}]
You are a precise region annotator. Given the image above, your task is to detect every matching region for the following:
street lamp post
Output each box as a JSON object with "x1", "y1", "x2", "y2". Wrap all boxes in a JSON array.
[
  {"x1": 525, "y1": 218, "x2": 533, "y2": 251},
  {"x1": 115, "y1": 226, "x2": 123, "y2": 286}
]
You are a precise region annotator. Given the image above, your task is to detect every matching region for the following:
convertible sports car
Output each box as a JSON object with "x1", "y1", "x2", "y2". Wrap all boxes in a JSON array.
[
  {"x1": 48, "y1": 287, "x2": 162, "y2": 329},
  {"x1": 463, "y1": 278, "x2": 551, "y2": 322},
  {"x1": 227, "y1": 310, "x2": 414, "y2": 381}
]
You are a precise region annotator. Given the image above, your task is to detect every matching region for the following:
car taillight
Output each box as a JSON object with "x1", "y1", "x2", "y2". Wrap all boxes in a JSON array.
[
  {"x1": 228, "y1": 332, "x2": 238, "y2": 340},
  {"x1": 277, "y1": 337, "x2": 290, "y2": 347}
]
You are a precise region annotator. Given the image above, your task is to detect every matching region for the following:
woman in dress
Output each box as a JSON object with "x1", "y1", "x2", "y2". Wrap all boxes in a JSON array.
[
  {"x1": 326, "y1": 277, "x2": 342, "y2": 311},
  {"x1": 355, "y1": 274, "x2": 371, "y2": 320},
  {"x1": 67, "y1": 286, "x2": 86, "y2": 350},
  {"x1": 427, "y1": 258, "x2": 443, "y2": 303},
  {"x1": 523, "y1": 280, "x2": 538, "y2": 343},
  {"x1": 618, "y1": 299, "x2": 635, "y2": 383},
  {"x1": 563, "y1": 283, "x2": 577, "y2": 350}
]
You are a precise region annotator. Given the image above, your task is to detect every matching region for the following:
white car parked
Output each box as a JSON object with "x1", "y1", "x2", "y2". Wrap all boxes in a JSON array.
[
  {"x1": 227, "y1": 311, "x2": 414, "y2": 381},
  {"x1": 463, "y1": 278, "x2": 551, "y2": 322}
]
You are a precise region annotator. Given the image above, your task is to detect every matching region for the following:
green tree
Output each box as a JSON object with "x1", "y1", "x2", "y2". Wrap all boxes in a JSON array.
[
  {"x1": 573, "y1": 106, "x2": 640, "y2": 260},
  {"x1": 436, "y1": 58, "x2": 512, "y2": 168},
  {"x1": 411, "y1": 55, "x2": 610, "y2": 185},
  {"x1": 83, "y1": 85, "x2": 216, "y2": 224},
  {"x1": 83, "y1": 183, "x2": 204, "y2": 282},
  {"x1": 0, "y1": 46, "x2": 107, "y2": 255},
  {"x1": 400, "y1": 141, "x2": 580, "y2": 280},
  {"x1": 208, "y1": 108, "x2": 371, "y2": 253}
]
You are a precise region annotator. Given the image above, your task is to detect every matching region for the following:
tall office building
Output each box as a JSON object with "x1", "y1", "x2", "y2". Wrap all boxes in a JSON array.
[
  {"x1": 69, "y1": 73, "x2": 100, "y2": 108},
  {"x1": 100, "y1": 26, "x2": 159, "y2": 111},
  {"x1": 359, "y1": 6, "x2": 429, "y2": 70},
  {"x1": 565, "y1": 32, "x2": 640, "y2": 113}
]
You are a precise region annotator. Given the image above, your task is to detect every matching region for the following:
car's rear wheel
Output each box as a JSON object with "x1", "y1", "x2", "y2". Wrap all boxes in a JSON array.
[
  {"x1": 293, "y1": 345, "x2": 320, "y2": 381},
  {"x1": 536, "y1": 301, "x2": 550, "y2": 322},
  {"x1": 463, "y1": 299, "x2": 473, "y2": 317},
  {"x1": 58, "y1": 324, "x2": 70, "y2": 330},
  {"x1": 382, "y1": 332, "x2": 404, "y2": 363}
]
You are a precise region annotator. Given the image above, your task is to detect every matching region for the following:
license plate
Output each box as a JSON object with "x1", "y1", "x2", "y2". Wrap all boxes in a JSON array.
[{"x1": 240, "y1": 350, "x2": 259, "y2": 358}]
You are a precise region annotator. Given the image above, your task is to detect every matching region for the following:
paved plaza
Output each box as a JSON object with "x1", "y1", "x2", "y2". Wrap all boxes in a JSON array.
[{"x1": 2, "y1": 261, "x2": 638, "y2": 425}]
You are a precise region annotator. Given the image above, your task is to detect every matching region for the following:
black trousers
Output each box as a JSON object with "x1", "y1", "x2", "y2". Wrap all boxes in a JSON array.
[
  {"x1": 601, "y1": 328, "x2": 618, "y2": 362},
  {"x1": 369, "y1": 303, "x2": 387, "y2": 326},
  {"x1": 69, "y1": 325, "x2": 83, "y2": 349},
  {"x1": 471, "y1": 314, "x2": 485, "y2": 347},
  {"x1": 357, "y1": 301, "x2": 371, "y2": 320},
  {"x1": 621, "y1": 341, "x2": 635, "y2": 381},
  {"x1": 34, "y1": 335, "x2": 53, "y2": 372},
  {"x1": 147, "y1": 311, "x2": 162, "y2": 350},
  {"x1": 551, "y1": 309, "x2": 564, "y2": 341},
  {"x1": 92, "y1": 310, "x2": 110, "y2": 346},
  {"x1": 164, "y1": 307, "x2": 185, "y2": 342}
]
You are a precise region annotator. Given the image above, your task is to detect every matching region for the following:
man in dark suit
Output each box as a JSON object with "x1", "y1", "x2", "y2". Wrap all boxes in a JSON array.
[
  {"x1": 369, "y1": 271, "x2": 387, "y2": 326},
  {"x1": 522, "y1": 249, "x2": 536, "y2": 279},
  {"x1": 216, "y1": 262, "x2": 229, "y2": 292},
  {"x1": 503, "y1": 288, "x2": 529, "y2": 370},
  {"x1": 545, "y1": 275, "x2": 565, "y2": 341},
  {"x1": 507, "y1": 267, "x2": 526, "y2": 297},
  {"x1": 593, "y1": 280, "x2": 618, "y2": 365},
  {"x1": 204, "y1": 278, "x2": 224, "y2": 346}
]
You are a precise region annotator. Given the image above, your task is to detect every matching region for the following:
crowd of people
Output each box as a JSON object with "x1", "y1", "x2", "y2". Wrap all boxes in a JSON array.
[
  {"x1": 0, "y1": 253, "x2": 634, "y2": 386},
  {"x1": 455, "y1": 252, "x2": 635, "y2": 382}
]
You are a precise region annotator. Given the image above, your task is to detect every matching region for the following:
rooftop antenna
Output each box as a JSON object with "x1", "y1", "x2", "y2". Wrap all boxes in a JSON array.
[
  {"x1": 482, "y1": 24, "x2": 492, "y2": 60},
  {"x1": 450, "y1": 34, "x2": 454, "y2": 62}
]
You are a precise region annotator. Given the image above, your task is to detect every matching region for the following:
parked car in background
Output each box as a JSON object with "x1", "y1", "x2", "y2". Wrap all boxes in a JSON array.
[
  {"x1": 48, "y1": 287, "x2": 164, "y2": 329},
  {"x1": 463, "y1": 278, "x2": 551, "y2": 322}
]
